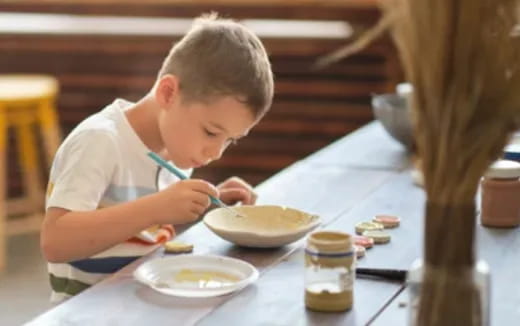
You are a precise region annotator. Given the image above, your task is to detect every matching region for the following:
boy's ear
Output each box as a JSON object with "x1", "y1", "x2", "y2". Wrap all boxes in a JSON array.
[{"x1": 155, "y1": 74, "x2": 180, "y2": 108}]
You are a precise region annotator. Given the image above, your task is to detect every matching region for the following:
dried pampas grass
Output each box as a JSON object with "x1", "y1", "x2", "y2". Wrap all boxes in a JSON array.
[
  {"x1": 385, "y1": 1, "x2": 520, "y2": 324},
  {"x1": 319, "y1": 0, "x2": 520, "y2": 325}
]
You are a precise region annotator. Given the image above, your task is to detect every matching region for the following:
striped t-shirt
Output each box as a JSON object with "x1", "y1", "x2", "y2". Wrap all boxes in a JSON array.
[{"x1": 45, "y1": 98, "x2": 192, "y2": 302}]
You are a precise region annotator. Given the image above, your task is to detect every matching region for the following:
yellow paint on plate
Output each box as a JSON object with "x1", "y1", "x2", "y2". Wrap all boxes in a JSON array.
[{"x1": 174, "y1": 269, "x2": 241, "y2": 288}]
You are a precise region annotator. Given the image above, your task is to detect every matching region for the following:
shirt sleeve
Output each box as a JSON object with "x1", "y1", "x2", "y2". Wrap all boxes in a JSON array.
[{"x1": 46, "y1": 130, "x2": 117, "y2": 212}]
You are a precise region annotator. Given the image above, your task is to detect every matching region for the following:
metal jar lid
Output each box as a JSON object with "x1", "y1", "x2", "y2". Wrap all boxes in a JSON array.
[{"x1": 485, "y1": 159, "x2": 520, "y2": 179}]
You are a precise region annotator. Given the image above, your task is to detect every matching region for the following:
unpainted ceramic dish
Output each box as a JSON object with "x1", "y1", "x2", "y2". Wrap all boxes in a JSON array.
[{"x1": 203, "y1": 205, "x2": 321, "y2": 248}]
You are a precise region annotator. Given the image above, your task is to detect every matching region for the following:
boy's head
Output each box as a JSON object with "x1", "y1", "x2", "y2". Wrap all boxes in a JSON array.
[
  {"x1": 153, "y1": 14, "x2": 274, "y2": 169},
  {"x1": 158, "y1": 13, "x2": 274, "y2": 118}
]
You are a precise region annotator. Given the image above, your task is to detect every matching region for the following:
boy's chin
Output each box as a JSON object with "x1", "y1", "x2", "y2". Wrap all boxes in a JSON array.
[
  {"x1": 175, "y1": 160, "x2": 198, "y2": 170},
  {"x1": 174, "y1": 163, "x2": 191, "y2": 169}
]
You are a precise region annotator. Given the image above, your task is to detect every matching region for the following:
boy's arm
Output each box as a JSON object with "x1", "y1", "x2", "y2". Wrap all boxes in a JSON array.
[
  {"x1": 41, "y1": 179, "x2": 218, "y2": 263},
  {"x1": 41, "y1": 195, "x2": 158, "y2": 263}
]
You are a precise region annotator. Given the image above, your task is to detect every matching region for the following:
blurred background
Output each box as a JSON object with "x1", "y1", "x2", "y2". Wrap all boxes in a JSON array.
[{"x1": 0, "y1": 1, "x2": 402, "y2": 324}]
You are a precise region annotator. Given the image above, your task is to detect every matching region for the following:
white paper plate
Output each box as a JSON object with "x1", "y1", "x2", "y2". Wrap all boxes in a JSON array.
[{"x1": 133, "y1": 255, "x2": 259, "y2": 297}]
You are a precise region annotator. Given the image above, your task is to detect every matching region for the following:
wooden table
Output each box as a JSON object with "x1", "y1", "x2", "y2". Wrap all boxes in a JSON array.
[{"x1": 27, "y1": 122, "x2": 519, "y2": 325}]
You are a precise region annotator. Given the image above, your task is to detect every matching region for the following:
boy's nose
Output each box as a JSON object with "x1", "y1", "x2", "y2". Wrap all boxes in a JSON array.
[{"x1": 204, "y1": 144, "x2": 225, "y2": 162}]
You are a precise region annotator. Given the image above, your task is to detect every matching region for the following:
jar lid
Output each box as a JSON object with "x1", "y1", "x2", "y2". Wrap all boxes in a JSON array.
[
  {"x1": 485, "y1": 159, "x2": 520, "y2": 178},
  {"x1": 396, "y1": 82, "x2": 413, "y2": 96},
  {"x1": 504, "y1": 144, "x2": 520, "y2": 162},
  {"x1": 307, "y1": 231, "x2": 351, "y2": 252}
]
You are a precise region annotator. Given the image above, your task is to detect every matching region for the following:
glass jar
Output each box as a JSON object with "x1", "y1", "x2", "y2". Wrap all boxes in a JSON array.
[
  {"x1": 407, "y1": 259, "x2": 490, "y2": 326},
  {"x1": 480, "y1": 160, "x2": 520, "y2": 227},
  {"x1": 304, "y1": 231, "x2": 355, "y2": 312}
]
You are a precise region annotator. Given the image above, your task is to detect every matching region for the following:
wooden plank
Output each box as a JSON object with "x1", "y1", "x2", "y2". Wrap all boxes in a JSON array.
[
  {"x1": 272, "y1": 57, "x2": 386, "y2": 79},
  {"x1": 51, "y1": 98, "x2": 373, "y2": 122},
  {"x1": 0, "y1": 74, "x2": 383, "y2": 99},
  {"x1": 192, "y1": 122, "x2": 409, "y2": 187},
  {"x1": 0, "y1": 13, "x2": 353, "y2": 40},
  {"x1": 303, "y1": 122, "x2": 411, "y2": 171},
  {"x1": 0, "y1": 1, "x2": 380, "y2": 23},
  {"x1": 1, "y1": 52, "x2": 385, "y2": 81},
  {"x1": 0, "y1": 34, "x2": 389, "y2": 57},
  {"x1": 191, "y1": 122, "x2": 404, "y2": 185},
  {"x1": 0, "y1": 0, "x2": 378, "y2": 9},
  {"x1": 0, "y1": 73, "x2": 384, "y2": 100},
  {"x1": 253, "y1": 119, "x2": 369, "y2": 135}
]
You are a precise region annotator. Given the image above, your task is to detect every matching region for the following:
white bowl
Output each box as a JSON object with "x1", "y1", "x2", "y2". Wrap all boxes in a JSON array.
[{"x1": 203, "y1": 205, "x2": 321, "y2": 248}]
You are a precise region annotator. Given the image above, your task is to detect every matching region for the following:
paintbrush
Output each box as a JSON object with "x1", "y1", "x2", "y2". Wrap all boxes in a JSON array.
[
  {"x1": 356, "y1": 267, "x2": 407, "y2": 282},
  {"x1": 147, "y1": 151, "x2": 246, "y2": 218}
]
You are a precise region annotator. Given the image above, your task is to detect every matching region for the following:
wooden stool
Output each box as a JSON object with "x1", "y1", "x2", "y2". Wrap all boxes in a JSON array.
[{"x1": 0, "y1": 74, "x2": 61, "y2": 273}]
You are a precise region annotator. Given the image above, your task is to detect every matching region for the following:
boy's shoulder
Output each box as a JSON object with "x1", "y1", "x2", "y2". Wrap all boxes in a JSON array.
[
  {"x1": 64, "y1": 113, "x2": 118, "y2": 149},
  {"x1": 76, "y1": 100, "x2": 128, "y2": 133},
  {"x1": 58, "y1": 99, "x2": 133, "y2": 157},
  {"x1": 66, "y1": 99, "x2": 133, "y2": 145}
]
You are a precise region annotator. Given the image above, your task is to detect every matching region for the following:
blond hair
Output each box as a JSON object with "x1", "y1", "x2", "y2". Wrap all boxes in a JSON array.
[{"x1": 158, "y1": 13, "x2": 274, "y2": 117}]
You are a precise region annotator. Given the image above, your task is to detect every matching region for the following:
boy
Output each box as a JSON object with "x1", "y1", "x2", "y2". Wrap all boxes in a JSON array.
[{"x1": 41, "y1": 13, "x2": 274, "y2": 302}]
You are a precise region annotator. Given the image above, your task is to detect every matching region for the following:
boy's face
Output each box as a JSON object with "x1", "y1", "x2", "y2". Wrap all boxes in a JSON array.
[{"x1": 159, "y1": 95, "x2": 258, "y2": 169}]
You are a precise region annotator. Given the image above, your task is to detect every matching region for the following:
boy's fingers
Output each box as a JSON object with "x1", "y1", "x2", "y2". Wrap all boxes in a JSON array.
[
  {"x1": 190, "y1": 205, "x2": 205, "y2": 216},
  {"x1": 192, "y1": 192, "x2": 211, "y2": 208},
  {"x1": 186, "y1": 179, "x2": 219, "y2": 199},
  {"x1": 219, "y1": 188, "x2": 251, "y2": 205},
  {"x1": 250, "y1": 191, "x2": 258, "y2": 204},
  {"x1": 188, "y1": 209, "x2": 202, "y2": 220},
  {"x1": 219, "y1": 177, "x2": 252, "y2": 191}
]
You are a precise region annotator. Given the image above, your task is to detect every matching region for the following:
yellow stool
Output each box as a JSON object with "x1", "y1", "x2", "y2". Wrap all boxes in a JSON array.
[{"x1": 0, "y1": 74, "x2": 61, "y2": 272}]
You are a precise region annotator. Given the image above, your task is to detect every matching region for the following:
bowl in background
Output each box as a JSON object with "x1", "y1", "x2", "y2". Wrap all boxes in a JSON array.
[
  {"x1": 371, "y1": 93, "x2": 414, "y2": 150},
  {"x1": 203, "y1": 205, "x2": 321, "y2": 248}
]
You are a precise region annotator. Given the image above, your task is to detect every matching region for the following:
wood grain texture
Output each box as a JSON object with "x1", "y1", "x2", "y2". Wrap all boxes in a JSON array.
[
  {"x1": 0, "y1": 1, "x2": 380, "y2": 23},
  {"x1": 0, "y1": 10, "x2": 400, "y2": 194}
]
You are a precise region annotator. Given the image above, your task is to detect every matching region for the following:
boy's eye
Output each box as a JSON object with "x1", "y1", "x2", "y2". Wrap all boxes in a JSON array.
[{"x1": 204, "y1": 128, "x2": 218, "y2": 137}]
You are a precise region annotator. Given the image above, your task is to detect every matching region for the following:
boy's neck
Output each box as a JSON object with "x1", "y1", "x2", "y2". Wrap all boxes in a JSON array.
[{"x1": 125, "y1": 94, "x2": 164, "y2": 154}]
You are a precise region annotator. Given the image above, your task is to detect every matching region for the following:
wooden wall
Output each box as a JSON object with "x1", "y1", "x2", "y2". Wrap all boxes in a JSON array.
[{"x1": 0, "y1": 2, "x2": 401, "y2": 196}]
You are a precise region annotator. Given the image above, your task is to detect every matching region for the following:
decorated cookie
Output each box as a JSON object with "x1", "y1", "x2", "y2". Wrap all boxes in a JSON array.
[
  {"x1": 362, "y1": 230, "x2": 391, "y2": 244},
  {"x1": 354, "y1": 245, "x2": 366, "y2": 259},
  {"x1": 164, "y1": 241, "x2": 194, "y2": 254},
  {"x1": 411, "y1": 169, "x2": 424, "y2": 187},
  {"x1": 353, "y1": 235, "x2": 374, "y2": 249},
  {"x1": 373, "y1": 215, "x2": 401, "y2": 228},
  {"x1": 355, "y1": 221, "x2": 384, "y2": 235}
]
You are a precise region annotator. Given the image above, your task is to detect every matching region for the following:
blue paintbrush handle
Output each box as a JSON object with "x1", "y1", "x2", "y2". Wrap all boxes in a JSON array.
[{"x1": 147, "y1": 152, "x2": 221, "y2": 206}]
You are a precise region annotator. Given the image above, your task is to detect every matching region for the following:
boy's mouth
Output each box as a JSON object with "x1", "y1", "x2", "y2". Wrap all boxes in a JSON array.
[{"x1": 191, "y1": 160, "x2": 204, "y2": 168}]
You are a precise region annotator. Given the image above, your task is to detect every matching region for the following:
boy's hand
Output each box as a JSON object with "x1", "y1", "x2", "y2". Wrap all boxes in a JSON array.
[
  {"x1": 217, "y1": 177, "x2": 257, "y2": 205},
  {"x1": 155, "y1": 179, "x2": 219, "y2": 224}
]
